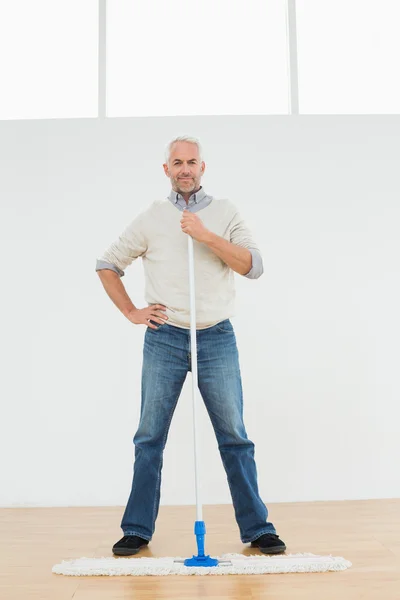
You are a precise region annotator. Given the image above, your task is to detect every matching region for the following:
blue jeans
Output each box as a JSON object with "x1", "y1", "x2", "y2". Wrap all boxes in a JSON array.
[{"x1": 120, "y1": 319, "x2": 277, "y2": 543}]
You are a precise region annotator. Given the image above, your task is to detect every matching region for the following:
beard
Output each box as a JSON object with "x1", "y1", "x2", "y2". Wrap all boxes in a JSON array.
[{"x1": 176, "y1": 177, "x2": 195, "y2": 188}]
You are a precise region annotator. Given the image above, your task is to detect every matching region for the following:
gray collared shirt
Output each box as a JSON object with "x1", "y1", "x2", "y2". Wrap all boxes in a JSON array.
[{"x1": 96, "y1": 186, "x2": 263, "y2": 278}]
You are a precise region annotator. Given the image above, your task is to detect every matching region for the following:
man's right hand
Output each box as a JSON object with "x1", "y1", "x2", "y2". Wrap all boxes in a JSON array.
[{"x1": 126, "y1": 304, "x2": 169, "y2": 329}]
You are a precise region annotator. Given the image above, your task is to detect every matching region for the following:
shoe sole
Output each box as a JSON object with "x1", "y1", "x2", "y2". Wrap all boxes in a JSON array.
[{"x1": 251, "y1": 544, "x2": 287, "y2": 554}]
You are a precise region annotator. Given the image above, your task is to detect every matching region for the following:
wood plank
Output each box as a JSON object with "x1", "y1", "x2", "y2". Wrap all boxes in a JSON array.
[{"x1": 0, "y1": 500, "x2": 399, "y2": 599}]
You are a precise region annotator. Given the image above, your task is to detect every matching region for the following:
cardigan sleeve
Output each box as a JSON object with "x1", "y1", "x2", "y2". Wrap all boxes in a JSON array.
[
  {"x1": 95, "y1": 213, "x2": 148, "y2": 278},
  {"x1": 228, "y1": 208, "x2": 264, "y2": 279}
]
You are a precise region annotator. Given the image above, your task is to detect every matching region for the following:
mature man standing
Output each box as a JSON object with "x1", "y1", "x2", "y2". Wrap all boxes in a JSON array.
[{"x1": 96, "y1": 135, "x2": 286, "y2": 556}]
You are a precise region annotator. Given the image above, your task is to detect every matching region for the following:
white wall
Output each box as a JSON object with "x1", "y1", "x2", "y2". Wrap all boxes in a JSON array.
[{"x1": 1, "y1": 116, "x2": 399, "y2": 508}]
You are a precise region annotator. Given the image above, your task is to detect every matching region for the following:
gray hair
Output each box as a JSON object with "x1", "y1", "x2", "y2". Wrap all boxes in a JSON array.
[{"x1": 164, "y1": 135, "x2": 203, "y2": 165}]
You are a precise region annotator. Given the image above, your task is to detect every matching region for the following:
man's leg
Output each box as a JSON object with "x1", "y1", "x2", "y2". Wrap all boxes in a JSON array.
[
  {"x1": 120, "y1": 322, "x2": 188, "y2": 540},
  {"x1": 197, "y1": 319, "x2": 277, "y2": 543}
]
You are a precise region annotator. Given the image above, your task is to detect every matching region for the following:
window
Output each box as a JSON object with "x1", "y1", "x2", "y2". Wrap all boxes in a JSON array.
[
  {"x1": 106, "y1": 0, "x2": 289, "y2": 116},
  {"x1": 0, "y1": 0, "x2": 98, "y2": 120},
  {"x1": 296, "y1": 0, "x2": 400, "y2": 114}
]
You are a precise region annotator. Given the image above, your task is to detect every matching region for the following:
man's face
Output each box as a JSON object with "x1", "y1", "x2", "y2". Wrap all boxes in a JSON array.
[{"x1": 163, "y1": 142, "x2": 205, "y2": 194}]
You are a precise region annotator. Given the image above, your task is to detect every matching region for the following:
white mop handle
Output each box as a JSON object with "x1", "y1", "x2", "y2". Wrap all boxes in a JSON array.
[{"x1": 187, "y1": 234, "x2": 202, "y2": 522}]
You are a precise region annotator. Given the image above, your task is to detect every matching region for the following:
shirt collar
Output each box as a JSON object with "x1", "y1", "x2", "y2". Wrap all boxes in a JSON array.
[{"x1": 167, "y1": 185, "x2": 207, "y2": 206}]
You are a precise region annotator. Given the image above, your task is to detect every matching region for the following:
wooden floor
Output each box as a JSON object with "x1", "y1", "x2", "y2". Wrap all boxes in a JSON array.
[{"x1": 1, "y1": 499, "x2": 399, "y2": 599}]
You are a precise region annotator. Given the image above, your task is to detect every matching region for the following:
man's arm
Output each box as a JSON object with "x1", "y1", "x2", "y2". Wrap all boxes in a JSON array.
[
  {"x1": 201, "y1": 231, "x2": 252, "y2": 276},
  {"x1": 95, "y1": 210, "x2": 148, "y2": 316},
  {"x1": 97, "y1": 269, "x2": 137, "y2": 317}
]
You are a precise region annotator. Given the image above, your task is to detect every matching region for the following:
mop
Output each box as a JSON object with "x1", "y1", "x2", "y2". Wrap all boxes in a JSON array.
[{"x1": 52, "y1": 233, "x2": 352, "y2": 576}]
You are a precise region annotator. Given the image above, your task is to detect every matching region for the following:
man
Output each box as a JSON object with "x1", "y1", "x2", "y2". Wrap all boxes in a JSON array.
[{"x1": 96, "y1": 135, "x2": 286, "y2": 556}]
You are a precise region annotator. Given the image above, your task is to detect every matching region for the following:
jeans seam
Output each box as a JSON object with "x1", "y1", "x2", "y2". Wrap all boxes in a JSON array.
[
  {"x1": 212, "y1": 429, "x2": 274, "y2": 543},
  {"x1": 122, "y1": 530, "x2": 151, "y2": 541},
  {"x1": 219, "y1": 450, "x2": 246, "y2": 540},
  {"x1": 203, "y1": 404, "x2": 251, "y2": 543},
  {"x1": 150, "y1": 392, "x2": 181, "y2": 533},
  {"x1": 199, "y1": 382, "x2": 251, "y2": 542}
]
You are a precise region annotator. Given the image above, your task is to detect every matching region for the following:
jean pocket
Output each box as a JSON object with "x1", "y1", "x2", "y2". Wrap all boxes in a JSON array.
[
  {"x1": 148, "y1": 319, "x2": 167, "y2": 330},
  {"x1": 215, "y1": 319, "x2": 233, "y2": 333}
]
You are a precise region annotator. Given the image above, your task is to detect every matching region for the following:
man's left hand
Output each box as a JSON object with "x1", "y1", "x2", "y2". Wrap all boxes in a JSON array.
[{"x1": 180, "y1": 209, "x2": 210, "y2": 243}]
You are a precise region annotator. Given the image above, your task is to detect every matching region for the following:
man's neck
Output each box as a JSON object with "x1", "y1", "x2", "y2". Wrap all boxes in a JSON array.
[{"x1": 175, "y1": 185, "x2": 201, "y2": 204}]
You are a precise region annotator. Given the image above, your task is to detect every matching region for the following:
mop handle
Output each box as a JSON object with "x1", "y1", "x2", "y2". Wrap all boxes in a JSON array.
[{"x1": 187, "y1": 233, "x2": 202, "y2": 523}]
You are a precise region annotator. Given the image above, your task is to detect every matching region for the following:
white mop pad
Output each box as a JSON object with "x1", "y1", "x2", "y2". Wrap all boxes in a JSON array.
[{"x1": 52, "y1": 552, "x2": 352, "y2": 576}]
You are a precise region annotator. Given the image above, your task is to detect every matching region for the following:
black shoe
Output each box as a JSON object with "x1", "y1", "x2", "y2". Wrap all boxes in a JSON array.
[
  {"x1": 112, "y1": 535, "x2": 149, "y2": 556},
  {"x1": 250, "y1": 533, "x2": 286, "y2": 554}
]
